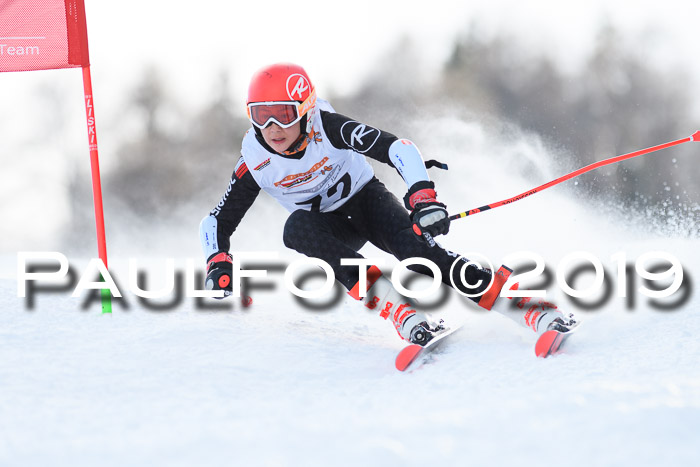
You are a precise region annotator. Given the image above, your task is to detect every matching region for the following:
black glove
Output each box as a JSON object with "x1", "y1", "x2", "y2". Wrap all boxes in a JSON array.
[
  {"x1": 403, "y1": 181, "x2": 450, "y2": 239},
  {"x1": 205, "y1": 252, "x2": 233, "y2": 299}
]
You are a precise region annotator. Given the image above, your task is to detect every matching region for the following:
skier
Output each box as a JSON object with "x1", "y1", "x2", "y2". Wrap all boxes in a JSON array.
[{"x1": 199, "y1": 63, "x2": 577, "y2": 346}]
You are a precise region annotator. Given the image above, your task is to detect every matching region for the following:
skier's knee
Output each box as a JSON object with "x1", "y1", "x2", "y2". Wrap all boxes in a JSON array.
[
  {"x1": 465, "y1": 264, "x2": 514, "y2": 310},
  {"x1": 283, "y1": 210, "x2": 309, "y2": 249},
  {"x1": 449, "y1": 259, "x2": 494, "y2": 302}
]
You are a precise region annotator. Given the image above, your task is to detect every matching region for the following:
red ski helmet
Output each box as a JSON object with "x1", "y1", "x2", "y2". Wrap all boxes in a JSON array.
[{"x1": 246, "y1": 63, "x2": 317, "y2": 136}]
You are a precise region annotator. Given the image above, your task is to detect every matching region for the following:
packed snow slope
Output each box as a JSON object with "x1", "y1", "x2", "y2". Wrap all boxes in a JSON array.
[{"x1": 1, "y1": 121, "x2": 699, "y2": 466}]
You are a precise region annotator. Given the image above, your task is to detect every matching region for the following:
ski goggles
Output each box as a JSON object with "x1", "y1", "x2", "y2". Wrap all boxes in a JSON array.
[{"x1": 247, "y1": 90, "x2": 316, "y2": 129}]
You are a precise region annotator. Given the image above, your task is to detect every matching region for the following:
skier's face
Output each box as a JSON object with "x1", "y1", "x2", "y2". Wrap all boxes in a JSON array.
[{"x1": 261, "y1": 121, "x2": 302, "y2": 152}]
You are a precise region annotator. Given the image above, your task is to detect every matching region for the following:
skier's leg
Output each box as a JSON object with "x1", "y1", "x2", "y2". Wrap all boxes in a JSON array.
[
  {"x1": 348, "y1": 178, "x2": 493, "y2": 296},
  {"x1": 283, "y1": 208, "x2": 441, "y2": 343},
  {"x1": 350, "y1": 265, "x2": 444, "y2": 344},
  {"x1": 282, "y1": 209, "x2": 367, "y2": 290},
  {"x1": 477, "y1": 265, "x2": 578, "y2": 335},
  {"x1": 316, "y1": 179, "x2": 453, "y2": 342},
  {"x1": 348, "y1": 179, "x2": 578, "y2": 335}
]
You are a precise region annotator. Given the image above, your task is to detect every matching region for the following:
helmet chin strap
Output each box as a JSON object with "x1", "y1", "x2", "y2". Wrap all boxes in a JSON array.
[{"x1": 281, "y1": 132, "x2": 310, "y2": 155}]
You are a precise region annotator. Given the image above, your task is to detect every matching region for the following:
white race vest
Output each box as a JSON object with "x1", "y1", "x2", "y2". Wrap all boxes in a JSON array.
[{"x1": 241, "y1": 99, "x2": 375, "y2": 213}]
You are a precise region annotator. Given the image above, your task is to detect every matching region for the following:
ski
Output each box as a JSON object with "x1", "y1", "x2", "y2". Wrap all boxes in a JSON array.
[
  {"x1": 535, "y1": 325, "x2": 579, "y2": 358},
  {"x1": 395, "y1": 320, "x2": 578, "y2": 370},
  {"x1": 395, "y1": 325, "x2": 462, "y2": 372}
]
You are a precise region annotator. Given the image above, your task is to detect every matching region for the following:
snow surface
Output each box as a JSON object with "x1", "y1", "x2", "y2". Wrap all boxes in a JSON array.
[{"x1": 2, "y1": 122, "x2": 699, "y2": 467}]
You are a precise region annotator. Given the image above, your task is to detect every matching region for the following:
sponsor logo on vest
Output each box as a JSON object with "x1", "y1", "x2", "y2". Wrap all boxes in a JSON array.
[
  {"x1": 274, "y1": 157, "x2": 331, "y2": 189},
  {"x1": 254, "y1": 158, "x2": 271, "y2": 171}
]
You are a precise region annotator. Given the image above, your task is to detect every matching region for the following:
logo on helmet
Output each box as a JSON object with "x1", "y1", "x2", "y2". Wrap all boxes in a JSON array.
[{"x1": 286, "y1": 74, "x2": 310, "y2": 101}]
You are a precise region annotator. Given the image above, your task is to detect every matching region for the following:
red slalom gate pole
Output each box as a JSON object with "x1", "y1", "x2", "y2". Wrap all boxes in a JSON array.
[
  {"x1": 82, "y1": 65, "x2": 112, "y2": 313},
  {"x1": 450, "y1": 131, "x2": 700, "y2": 220}
]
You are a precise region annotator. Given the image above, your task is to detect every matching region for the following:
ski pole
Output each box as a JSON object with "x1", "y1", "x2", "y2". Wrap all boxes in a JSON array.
[
  {"x1": 452, "y1": 131, "x2": 699, "y2": 220},
  {"x1": 421, "y1": 131, "x2": 699, "y2": 246}
]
